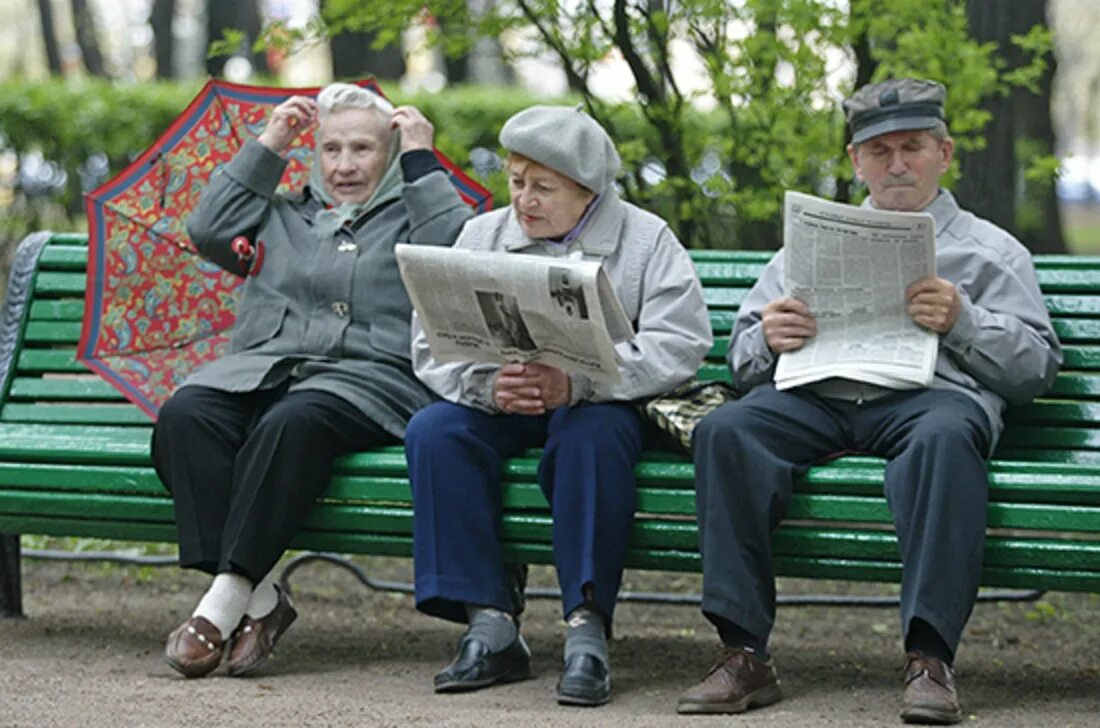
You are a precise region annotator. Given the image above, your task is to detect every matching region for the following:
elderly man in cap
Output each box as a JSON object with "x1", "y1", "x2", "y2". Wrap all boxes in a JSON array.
[
  {"x1": 405, "y1": 105, "x2": 712, "y2": 706},
  {"x1": 677, "y1": 79, "x2": 1061, "y2": 724}
]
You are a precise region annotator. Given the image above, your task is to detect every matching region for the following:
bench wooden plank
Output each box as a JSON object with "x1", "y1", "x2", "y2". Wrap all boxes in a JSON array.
[
  {"x1": 4, "y1": 490, "x2": 1096, "y2": 572},
  {"x1": 0, "y1": 403, "x2": 149, "y2": 425},
  {"x1": 8, "y1": 377, "x2": 123, "y2": 400},
  {"x1": 3, "y1": 510, "x2": 1097, "y2": 591},
  {"x1": 15, "y1": 349, "x2": 88, "y2": 373}
]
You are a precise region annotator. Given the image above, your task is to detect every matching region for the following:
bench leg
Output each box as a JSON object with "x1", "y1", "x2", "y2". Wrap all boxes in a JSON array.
[{"x1": 0, "y1": 534, "x2": 23, "y2": 618}]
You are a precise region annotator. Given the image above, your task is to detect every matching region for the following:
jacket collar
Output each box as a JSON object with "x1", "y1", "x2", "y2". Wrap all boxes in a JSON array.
[
  {"x1": 501, "y1": 189, "x2": 625, "y2": 256},
  {"x1": 862, "y1": 188, "x2": 960, "y2": 235}
]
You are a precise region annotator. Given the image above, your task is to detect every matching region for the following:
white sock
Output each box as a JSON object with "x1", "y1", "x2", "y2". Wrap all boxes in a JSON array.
[
  {"x1": 245, "y1": 574, "x2": 280, "y2": 620},
  {"x1": 192, "y1": 572, "x2": 252, "y2": 640}
]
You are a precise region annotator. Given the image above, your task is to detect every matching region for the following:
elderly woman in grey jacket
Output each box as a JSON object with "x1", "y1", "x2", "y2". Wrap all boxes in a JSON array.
[
  {"x1": 406, "y1": 106, "x2": 712, "y2": 706},
  {"x1": 154, "y1": 83, "x2": 472, "y2": 679}
]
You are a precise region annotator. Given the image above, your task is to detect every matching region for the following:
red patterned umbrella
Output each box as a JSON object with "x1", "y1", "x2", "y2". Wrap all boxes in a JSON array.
[{"x1": 80, "y1": 78, "x2": 492, "y2": 419}]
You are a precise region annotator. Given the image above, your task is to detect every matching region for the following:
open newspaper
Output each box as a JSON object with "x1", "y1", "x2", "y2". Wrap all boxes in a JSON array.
[
  {"x1": 395, "y1": 244, "x2": 633, "y2": 382},
  {"x1": 774, "y1": 191, "x2": 938, "y2": 391}
]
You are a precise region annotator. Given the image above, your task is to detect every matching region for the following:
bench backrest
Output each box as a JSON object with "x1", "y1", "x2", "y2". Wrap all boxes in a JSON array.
[{"x1": 3, "y1": 233, "x2": 1100, "y2": 466}]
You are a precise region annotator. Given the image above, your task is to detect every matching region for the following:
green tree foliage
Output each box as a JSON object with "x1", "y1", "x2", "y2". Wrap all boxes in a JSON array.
[{"x1": 264, "y1": 0, "x2": 1048, "y2": 249}]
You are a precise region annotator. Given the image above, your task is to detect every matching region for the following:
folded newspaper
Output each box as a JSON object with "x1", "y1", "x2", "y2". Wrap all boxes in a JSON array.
[
  {"x1": 395, "y1": 244, "x2": 634, "y2": 382},
  {"x1": 775, "y1": 191, "x2": 938, "y2": 391}
]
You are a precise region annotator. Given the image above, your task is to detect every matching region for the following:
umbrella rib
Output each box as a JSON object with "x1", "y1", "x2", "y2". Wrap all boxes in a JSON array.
[
  {"x1": 89, "y1": 329, "x2": 229, "y2": 359},
  {"x1": 212, "y1": 86, "x2": 248, "y2": 151}
]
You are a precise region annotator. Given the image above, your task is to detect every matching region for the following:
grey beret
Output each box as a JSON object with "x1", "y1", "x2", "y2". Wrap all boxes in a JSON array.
[
  {"x1": 499, "y1": 105, "x2": 621, "y2": 192},
  {"x1": 843, "y1": 78, "x2": 946, "y2": 144}
]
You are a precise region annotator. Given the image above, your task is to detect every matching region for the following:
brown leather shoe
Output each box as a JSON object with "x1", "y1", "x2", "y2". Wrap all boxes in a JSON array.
[
  {"x1": 677, "y1": 647, "x2": 782, "y2": 714},
  {"x1": 226, "y1": 588, "x2": 298, "y2": 677},
  {"x1": 901, "y1": 651, "x2": 962, "y2": 725},
  {"x1": 164, "y1": 616, "x2": 226, "y2": 679}
]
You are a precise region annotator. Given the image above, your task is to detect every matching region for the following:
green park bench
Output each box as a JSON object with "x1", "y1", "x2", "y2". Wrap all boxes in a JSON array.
[{"x1": 1, "y1": 230, "x2": 1099, "y2": 617}]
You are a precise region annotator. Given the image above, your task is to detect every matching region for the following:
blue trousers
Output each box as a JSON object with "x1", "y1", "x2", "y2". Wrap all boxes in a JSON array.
[
  {"x1": 693, "y1": 384, "x2": 992, "y2": 654},
  {"x1": 406, "y1": 401, "x2": 643, "y2": 625}
]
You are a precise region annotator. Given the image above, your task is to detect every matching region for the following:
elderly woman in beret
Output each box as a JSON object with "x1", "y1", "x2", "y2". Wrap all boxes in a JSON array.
[{"x1": 405, "y1": 106, "x2": 712, "y2": 706}]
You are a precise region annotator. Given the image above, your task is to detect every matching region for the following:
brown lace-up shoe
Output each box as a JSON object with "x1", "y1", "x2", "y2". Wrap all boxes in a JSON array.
[
  {"x1": 164, "y1": 616, "x2": 226, "y2": 679},
  {"x1": 226, "y1": 587, "x2": 299, "y2": 677},
  {"x1": 676, "y1": 647, "x2": 782, "y2": 714},
  {"x1": 901, "y1": 651, "x2": 962, "y2": 725}
]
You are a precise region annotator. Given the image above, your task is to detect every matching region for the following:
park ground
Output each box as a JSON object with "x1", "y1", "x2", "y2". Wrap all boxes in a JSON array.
[{"x1": 1, "y1": 554, "x2": 1098, "y2": 727}]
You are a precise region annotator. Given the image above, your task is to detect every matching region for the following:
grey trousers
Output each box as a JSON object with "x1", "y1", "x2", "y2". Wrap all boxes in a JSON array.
[{"x1": 693, "y1": 384, "x2": 993, "y2": 653}]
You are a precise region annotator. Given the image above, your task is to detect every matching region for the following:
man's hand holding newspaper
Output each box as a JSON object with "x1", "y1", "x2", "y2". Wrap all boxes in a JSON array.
[
  {"x1": 775, "y1": 191, "x2": 938, "y2": 391},
  {"x1": 395, "y1": 244, "x2": 634, "y2": 383}
]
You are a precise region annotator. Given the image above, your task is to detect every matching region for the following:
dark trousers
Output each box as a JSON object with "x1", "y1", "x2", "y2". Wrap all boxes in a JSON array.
[
  {"x1": 693, "y1": 384, "x2": 992, "y2": 654},
  {"x1": 406, "y1": 401, "x2": 643, "y2": 624},
  {"x1": 151, "y1": 384, "x2": 395, "y2": 582}
]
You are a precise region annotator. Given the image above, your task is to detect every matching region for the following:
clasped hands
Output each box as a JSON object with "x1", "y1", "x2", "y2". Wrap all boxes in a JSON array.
[
  {"x1": 763, "y1": 277, "x2": 961, "y2": 354},
  {"x1": 493, "y1": 362, "x2": 571, "y2": 415}
]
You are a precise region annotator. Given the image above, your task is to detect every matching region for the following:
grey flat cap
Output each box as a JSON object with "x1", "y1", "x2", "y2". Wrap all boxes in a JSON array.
[
  {"x1": 499, "y1": 105, "x2": 621, "y2": 192},
  {"x1": 843, "y1": 78, "x2": 946, "y2": 144}
]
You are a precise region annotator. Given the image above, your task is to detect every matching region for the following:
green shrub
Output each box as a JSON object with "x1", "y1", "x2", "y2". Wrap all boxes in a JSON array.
[{"x1": 0, "y1": 77, "x2": 738, "y2": 249}]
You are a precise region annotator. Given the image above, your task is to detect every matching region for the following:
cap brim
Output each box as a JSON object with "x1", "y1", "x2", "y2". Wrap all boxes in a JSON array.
[{"x1": 851, "y1": 115, "x2": 940, "y2": 145}]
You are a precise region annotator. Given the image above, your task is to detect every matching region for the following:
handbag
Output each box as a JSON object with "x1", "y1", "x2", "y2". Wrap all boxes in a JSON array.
[{"x1": 642, "y1": 379, "x2": 738, "y2": 453}]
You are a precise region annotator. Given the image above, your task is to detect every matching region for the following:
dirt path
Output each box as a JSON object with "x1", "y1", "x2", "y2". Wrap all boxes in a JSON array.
[{"x1": 1, "y1": 556, "x2": 1098, "y2": 727}]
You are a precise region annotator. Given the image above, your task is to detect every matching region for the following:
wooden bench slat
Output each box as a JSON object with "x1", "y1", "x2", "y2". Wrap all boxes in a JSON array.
[
  {"x1": 1, "y1": 421, "x2": 1098, "y2": 501},
  {"x1": 3, "y1": 510, "x2": 1096, "y2": 591},
  {"x1": 1, "y1": 403, "x2": 151, "y2": 425},
  {"x1": 16, "y1": 349, "x2": 88, "y2": 373},
  {"x1": 24, "y1": 321, "x2": 83, "y2": 343},
  {"x1": 29, "y1": 300, "x2": 84, "y2": 321},
  {"x1": 4, "y1": 490, "x2": 1096, "y2": 572},
  {"x1": 38, "y1": 244, "x2": 92, "y2": 269},
  {"x1": 998, "y1": 426, "x2": 1100, "y2": 450},
  {"x1": 0, "y1": 463, "x2": 164, "y2": 493},
  {"x1": 9, "y1": 377, "x2": 124, "y2": 401}
]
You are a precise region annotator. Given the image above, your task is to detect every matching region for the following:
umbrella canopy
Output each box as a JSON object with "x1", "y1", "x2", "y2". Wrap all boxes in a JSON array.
[{"x1": 80, "y1": 78, "x2": 492, "y2": 419}]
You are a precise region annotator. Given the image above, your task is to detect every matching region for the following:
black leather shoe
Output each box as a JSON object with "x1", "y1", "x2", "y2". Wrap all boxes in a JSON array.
[
  {"x1": 433, "y1": 633, "x2": 533, "y2": 692},
  {"x1": 556, "y1": 653, "x2": 611, "y2": 706}
]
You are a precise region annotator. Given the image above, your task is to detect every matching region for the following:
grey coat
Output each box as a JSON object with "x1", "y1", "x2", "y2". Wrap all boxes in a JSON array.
[
  {"x1": 727, "y1": 190, "x2": 1062, "y2": 447},
  {"x1": 183, "y1": 139, "x2": 473, "y2": 437},
  {"x1": 412, "y1": 190, "x2": 713, "y2": 412}
]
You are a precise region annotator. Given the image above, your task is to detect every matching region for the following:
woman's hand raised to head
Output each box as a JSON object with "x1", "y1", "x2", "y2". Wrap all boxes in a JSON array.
[
  {"x1": 258, "y1": 96, "x2": 318, "y2": 154},
  {"x1": 391, "y1": 106, "x2": 434, "y2": 153}
]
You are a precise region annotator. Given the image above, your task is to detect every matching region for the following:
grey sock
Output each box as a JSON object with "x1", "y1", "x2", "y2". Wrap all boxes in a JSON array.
[
  {"x1": 564, "y1": 607, "x2": 608, "y2": 666},
  {"x1": 464, "y1": 604, "x2": 517, "y2": 652}
]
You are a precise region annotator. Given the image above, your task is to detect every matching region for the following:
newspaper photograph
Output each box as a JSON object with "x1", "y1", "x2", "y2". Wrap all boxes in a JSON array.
[
  {"x1": 775, "y1": 191, "x2": 938, "y2": 391},
  {"x1": 395, "y1": 244, "x2": 634, "y2": 382}
]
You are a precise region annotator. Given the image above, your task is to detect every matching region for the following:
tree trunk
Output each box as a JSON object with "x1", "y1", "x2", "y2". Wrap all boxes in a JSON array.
[
  {"x1": 70, "y1": 0, "x2": 106, "y2": 76},
  {"x1": 235, "y1": 0, "x2": 269, "y2": 77},
  {"x1": 836, "y1": 26, "x2": 876, "y2": 204},
  {"x1": 955, "y1": 2, "x2": 1017, "y2": 232},
  {"x1": 330, "y1": 31, "x2": 405, "y2": 81},
  {"x1": 1010, "y1": 0, "x2": 1066, "y2": 254},
  {"x1": 152, "y1": 0, "x2": 176, "y2": 80},
  {"x1": 37, "y1": 0, "x2": 62, "y2": 74},
  {"x1": 442, "y1": 50, "x2": 468, "y2": 85},
  {"x1": 205, "y1": 0, "x2": 269, "y2": 78},
  {"x1": 957, "y1": 0, "x2": 1064, "y2": 253}
]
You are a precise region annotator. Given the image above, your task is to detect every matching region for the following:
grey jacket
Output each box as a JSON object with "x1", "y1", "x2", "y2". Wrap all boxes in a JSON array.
[
  {"x1": 727, "y1": 190, "x2": 1062, "y2": 446},
  {"x1": 412, "y1": 190, "x2": 713, "y2": 412},
  {"x1": 183, "y1": 139, "x2": 473, "y2": 437}
]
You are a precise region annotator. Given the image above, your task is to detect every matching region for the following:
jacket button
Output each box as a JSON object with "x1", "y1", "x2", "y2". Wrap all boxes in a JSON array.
[{"x1": 331, "y1": 301, "x2": 349, "y2": 317}]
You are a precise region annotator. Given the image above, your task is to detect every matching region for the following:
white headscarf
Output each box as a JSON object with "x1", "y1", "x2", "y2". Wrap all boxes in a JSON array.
[{"x1": 308, "y1": 83, "x2": 402, "y2": 238}]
